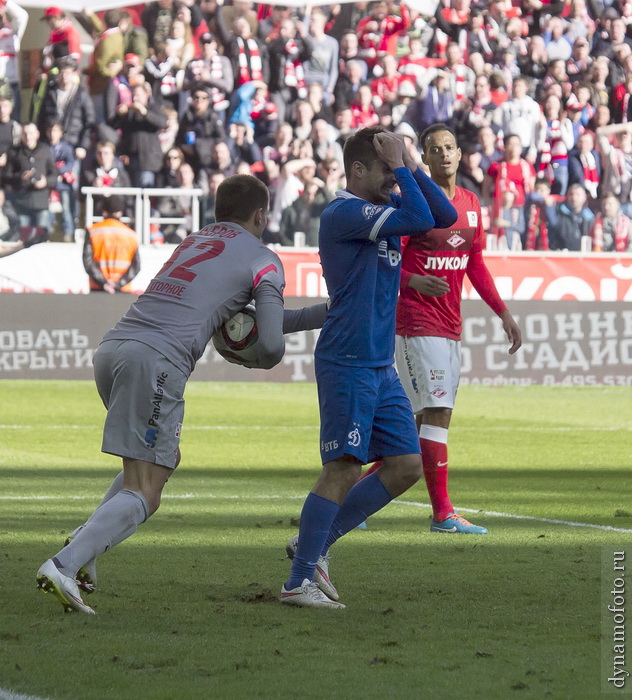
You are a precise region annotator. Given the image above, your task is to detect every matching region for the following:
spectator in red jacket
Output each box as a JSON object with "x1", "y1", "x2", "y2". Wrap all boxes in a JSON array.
[
  {"x1": 371, "y1": 53, "x2": 407, "y2": 107},
  {"x1": 356, "y1": 0, "x2": 410, "y2": 70},
  {"x1": 40, "y1": 6, "x2": 81, "y2": 72}
]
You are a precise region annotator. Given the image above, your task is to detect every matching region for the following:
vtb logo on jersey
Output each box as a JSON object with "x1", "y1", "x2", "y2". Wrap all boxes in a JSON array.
[
  {"x1": 467, "y1": 211, "x2": 478, "y2": 227},
  {"x1": 378, "y1": 240, "x2": 401, "y2": 267},
  {"x1": 447, "y1": 233, "x2": 466, "y2": 248}
]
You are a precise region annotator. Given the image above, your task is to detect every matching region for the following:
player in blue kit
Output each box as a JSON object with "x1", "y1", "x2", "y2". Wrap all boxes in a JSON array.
[{"x1": 281, "y1": 127, "x2": 458, "y2": 608}]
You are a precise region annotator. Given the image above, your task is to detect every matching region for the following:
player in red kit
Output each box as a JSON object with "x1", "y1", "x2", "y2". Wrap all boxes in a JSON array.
[{"x1": 364, "y1": 123, "x2": 522, "y2": 533}]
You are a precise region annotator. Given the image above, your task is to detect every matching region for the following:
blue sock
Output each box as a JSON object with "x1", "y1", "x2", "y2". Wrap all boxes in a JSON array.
[
  {"x1": 285, "y1": 493, "x2": 340, "y2": 591},
  {"x1": 322, "y1": 474, "x2": 392, "y2": 555}
]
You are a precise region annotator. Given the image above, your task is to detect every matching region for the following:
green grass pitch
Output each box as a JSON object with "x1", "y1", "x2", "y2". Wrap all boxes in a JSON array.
[{"x1": 1, "y1": 380, "x2": 630, "y2": 700}]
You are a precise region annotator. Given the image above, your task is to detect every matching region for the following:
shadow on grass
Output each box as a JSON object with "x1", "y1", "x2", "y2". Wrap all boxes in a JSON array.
[
  {"x1": 6, "y1": 510, "x2": 631, "y2": 541},
  {"x1": 5, "y1": 464, "x2": 632, "y2": 482},
  {"x1": 2, "y1": 535, "x2": 608, "y2": 699}
]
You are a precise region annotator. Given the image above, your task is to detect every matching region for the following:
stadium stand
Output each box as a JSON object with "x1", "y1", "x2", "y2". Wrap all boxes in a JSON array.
[{"x1": 0, "y1": 0, "x2": 631, "y2": 257}]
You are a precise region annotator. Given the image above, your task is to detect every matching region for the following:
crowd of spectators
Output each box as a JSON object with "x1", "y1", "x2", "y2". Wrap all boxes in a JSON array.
[{"x1": 0, "y1": 0, "x2": 632, "y2": 252}]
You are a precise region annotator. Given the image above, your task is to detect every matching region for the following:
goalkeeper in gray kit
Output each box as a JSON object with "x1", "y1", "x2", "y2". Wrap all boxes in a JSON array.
[{"x1": 36, "y1": 174, "x2": 327, "y2": 614}]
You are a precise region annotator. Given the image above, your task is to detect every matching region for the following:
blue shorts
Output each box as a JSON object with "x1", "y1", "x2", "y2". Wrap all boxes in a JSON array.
[{"x1": 315, "y1": 357, "x2": 420, "y2": 465}]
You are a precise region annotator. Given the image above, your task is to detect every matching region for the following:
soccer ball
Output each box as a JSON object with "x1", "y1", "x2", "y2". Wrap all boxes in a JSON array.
[{"x1": 212, "y1": 305, "x2": 259, "y2": 366}]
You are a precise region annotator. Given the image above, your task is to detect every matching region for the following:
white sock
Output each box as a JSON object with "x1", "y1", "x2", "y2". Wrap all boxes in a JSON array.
[
  {"x1": 97, "y1": 471, "x2": 126, "y2": 508},
  {"x1": 54, "y1": 489, "x2": 149, "y2": 578}
]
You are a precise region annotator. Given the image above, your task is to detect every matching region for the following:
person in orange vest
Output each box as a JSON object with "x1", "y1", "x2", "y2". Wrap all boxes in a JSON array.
[{"x1": 83, "y1": 194, "x2": 140, "y2": 293}]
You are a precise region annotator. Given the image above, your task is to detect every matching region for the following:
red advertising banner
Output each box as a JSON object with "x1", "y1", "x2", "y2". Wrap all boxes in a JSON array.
[
  {"x1": 1, "y1": 245, "x2": 631, "y2": 299},
  {"x1": 277, "y1": 250, "x2": 632, "y2": 301},
  {"x1": 462, "y1": 253, "x2": 632, "y2": 303}
]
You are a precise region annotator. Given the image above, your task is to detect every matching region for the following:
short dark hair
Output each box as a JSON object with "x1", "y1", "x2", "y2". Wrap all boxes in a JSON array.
[
  {"x1": 419, "y1": 123, "x2": 457, "y2": 151},
  {"x1": 101, "y1": 194, "x2": 125, "y2": 215},
  {"x1": 461, "y1": 143, "x2": 480, "y2": 157},
  {"x1": 104, "y1": 9, "x2": 122, "y2": 28},
  {"x1": 214, "y1": 175, "x2": 269, "y2": 223},
  {"x1": 503, "y1": 132, "x2": 521, "y2": 147},
  {"x1": 56, "y1": 56, "x2": 78, "y2": 71},
  {"x1": 342, "y1": 126, "x2": 387, "y2": 178}
]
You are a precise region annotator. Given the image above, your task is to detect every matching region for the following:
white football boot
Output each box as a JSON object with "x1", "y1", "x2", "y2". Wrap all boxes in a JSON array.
[
  {"x1": 64, "y1": 525, "x2": 97, "y2": 594},
  {"x1": 280, "y1": 579, "x2": 345, "y2": 609},
  {"x1": 285, "y1": 534, "x2": 339, "y2": 601},
  {"x1": 36, "y1": 559, "x2": 96, "y2": 615}
]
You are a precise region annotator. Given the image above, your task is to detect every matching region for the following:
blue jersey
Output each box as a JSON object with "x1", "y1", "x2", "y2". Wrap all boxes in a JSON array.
[{"x1": 316, "y1": 167, "x2": 456, "y2": 367}]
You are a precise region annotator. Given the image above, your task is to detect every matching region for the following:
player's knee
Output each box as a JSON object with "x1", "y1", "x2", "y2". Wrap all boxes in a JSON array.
[
  {"x1": 386, "y1": 454, "x2": 422, "y2": 489},
  {"x1": 403, "y1": 455, "x2": 423, "y2": 486},
  {"x1": 321, "y1": 457, "x2": 363, "y2": 490},
  {"x1": 142, "y1": 479, "x2": 169, "y2": 516},
  {"x1": 146, "y1": 492, "x2": 162, "y2": 516}
]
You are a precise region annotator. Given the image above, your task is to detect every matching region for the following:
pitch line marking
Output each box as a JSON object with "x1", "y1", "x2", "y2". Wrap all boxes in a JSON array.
[
  {"x1": 393, "y1": 500, "x2": 632, "y2": 534},
  {"x1": 1, "y1": 493, "x2": 631, "y2": 534}
]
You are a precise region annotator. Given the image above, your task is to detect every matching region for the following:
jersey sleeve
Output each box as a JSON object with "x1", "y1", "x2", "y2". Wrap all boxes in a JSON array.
[
  {"x1": 399, "y1": 235, "x2": 413, "y2": 289},
  {"x1": 283, "y1": 303, "x2": 327, "y2": 333},
  {"x1": 251, "y1": 251, "x2": 285, "y2": 296},
  {"x1": 411, "y1": 167, "x2": 458, "y2": 229},
  {"x1": 466, "y1": 195, "x2": 506, "y2": 315},
  {"x1": 467, "y1": 251, "x2": 507, "y2": 316},
  {"x1": 325, "y1": 168, "x2": 435, "y2": 243},
  {"x1": 251, "y1": 282, "x2": 285, "y2": 370},
  {"x1": 250, "y1": 251, "x2": 285, "y2": 369}
]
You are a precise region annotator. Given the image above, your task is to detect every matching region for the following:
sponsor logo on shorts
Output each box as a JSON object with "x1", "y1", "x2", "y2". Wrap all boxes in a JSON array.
[
  {"x1": 362, "y1": 204, "x2": 384, "y2": 219},
  {"x1": 401, "y1": 343, "x2": 419, "y2": 395},
  {"x1": 145, "y1": 371, "x2": 168, "y2": 448},
  {"x1": 347, "y1": 428, "x2": 361, "y2": 448},
  {"x1": 175, "y1": 422, "x2": 182, "y2": 438},
  {"x1": 144, "y1": 428, "x2": 159, "y2": 448},
  {"x1": 447, "y1": 233, "x2": 466, "y2": 247},
  {"x1": 321, "y1": 439, "x2": 339, "y2": 453},
  {"x1": 430, "y1": 369, "x2": 445, "y2": 381},
  {"x1": 431, "y1": 388, "x2": 447, "y2": 399}
]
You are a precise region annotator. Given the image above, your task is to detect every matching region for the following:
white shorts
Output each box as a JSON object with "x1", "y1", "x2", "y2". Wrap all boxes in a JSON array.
[
  {"x1": 395, "y1": 335, "x2": 461, "y2": 414},
  {"x1": 93, "y1": 339, "x2": 187, "y2": 469}
]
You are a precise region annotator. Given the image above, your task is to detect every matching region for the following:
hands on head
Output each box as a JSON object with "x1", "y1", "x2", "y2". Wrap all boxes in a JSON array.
[
  {"x1": 373, "y1": 132, "x2": 406, "y2": 170},
  {"x1": 373, "y1": 132, "x2": 417, "y2": 172}
]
